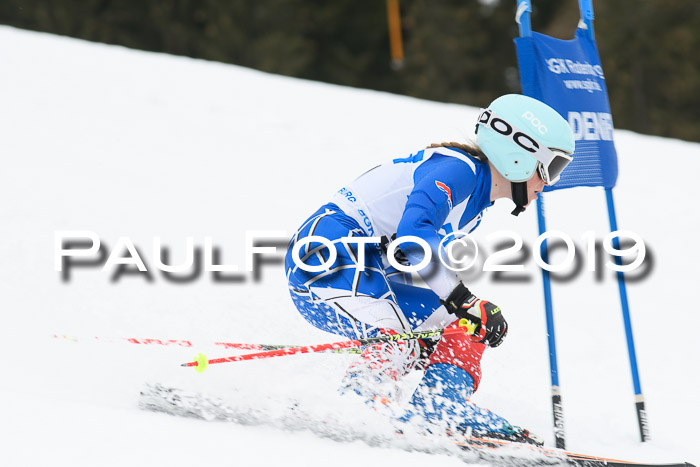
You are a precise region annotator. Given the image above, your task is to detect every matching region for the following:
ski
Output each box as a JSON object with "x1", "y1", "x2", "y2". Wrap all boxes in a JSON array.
[
  {"x1": 453, "y1": 435, "x2": 696, "y2": 467},
  {"x1": 140, "y1": 384, "x2": 695, "y2": 467}
]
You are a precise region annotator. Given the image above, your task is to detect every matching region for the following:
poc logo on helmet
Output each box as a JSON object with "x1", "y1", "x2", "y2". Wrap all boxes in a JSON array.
[
  {"x1": 478, "y1": 110, "x2": 540, "y2": 154},
  {"x1": 522, "y1": 111, "x2": 548, "y2": 135}
]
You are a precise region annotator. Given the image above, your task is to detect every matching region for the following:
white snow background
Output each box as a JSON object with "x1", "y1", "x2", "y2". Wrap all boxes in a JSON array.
[{"x1": 0, "y1": 26, "x2": 698, "y2": 466}]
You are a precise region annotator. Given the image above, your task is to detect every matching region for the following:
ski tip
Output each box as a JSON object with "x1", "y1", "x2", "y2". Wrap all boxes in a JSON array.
[{"x1": 193, "y1": 353, "x2": 209, "y2": 373}]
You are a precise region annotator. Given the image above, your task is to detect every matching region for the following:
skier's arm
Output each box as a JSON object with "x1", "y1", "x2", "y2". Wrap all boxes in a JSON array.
[
  {"x1": 395, "y1": 157, "x2": 476, "y2": 299},
  {"x1": 394, "y1": 155, "x2": 509, "y2": 340}
]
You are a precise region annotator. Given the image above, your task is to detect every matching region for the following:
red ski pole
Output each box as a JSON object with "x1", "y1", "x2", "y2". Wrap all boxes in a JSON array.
[
  {"x1": 182, "y1": 325, "x2": 470, "y2": 373},
  {"x1": 53, "y1": 333, "x2": 359, "y2": 353}
]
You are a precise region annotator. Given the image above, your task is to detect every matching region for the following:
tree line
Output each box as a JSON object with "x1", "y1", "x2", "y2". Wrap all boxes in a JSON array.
[{"x1": 1, "y1": 0, "x2": 697, "y2": 141}]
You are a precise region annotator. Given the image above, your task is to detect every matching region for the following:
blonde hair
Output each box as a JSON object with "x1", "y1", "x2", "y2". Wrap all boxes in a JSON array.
[{"x1": 426, "y1": 141, "x2": 487, "y2": 162}]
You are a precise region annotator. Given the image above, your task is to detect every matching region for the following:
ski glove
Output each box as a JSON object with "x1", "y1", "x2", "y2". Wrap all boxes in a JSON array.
[{"x1": 440, "y1": 282, "x2": 508, "y2": 348}]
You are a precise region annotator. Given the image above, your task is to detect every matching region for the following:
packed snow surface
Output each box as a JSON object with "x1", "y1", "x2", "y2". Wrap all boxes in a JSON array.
[{"x1": 1, "y1": 26, "x2": 698, "y2": 466}]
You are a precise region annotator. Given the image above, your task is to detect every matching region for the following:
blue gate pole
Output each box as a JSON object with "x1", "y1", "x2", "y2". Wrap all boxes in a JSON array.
[
  {"x1": 604, "y1": 188, "x2": 650, "y2": 442},
  {"x1": 536, "y1": 197, "x2": 566, "y2": 449},
  {"x1": 577, "y1": 0, "x2": 595, "y2": 40},
  {"x1": 579, "y1": 0, "x2": 648, "y2": 444},
  {"x1": 515, "y1": 0, "x2": 532, "y2": 38},
  {"x1": 517, "y1": 0, "x2": 567, "y2": 449}
]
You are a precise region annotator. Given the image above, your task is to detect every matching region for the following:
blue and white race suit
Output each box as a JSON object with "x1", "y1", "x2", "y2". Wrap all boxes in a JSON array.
[{"x1": 285, "y1": 147, "x2": 493, "y2": 340}]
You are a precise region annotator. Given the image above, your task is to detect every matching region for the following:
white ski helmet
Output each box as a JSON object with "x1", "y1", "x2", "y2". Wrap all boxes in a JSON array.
[{"x1": 475, "y1": 94, "x2": 575, "y2": 215}]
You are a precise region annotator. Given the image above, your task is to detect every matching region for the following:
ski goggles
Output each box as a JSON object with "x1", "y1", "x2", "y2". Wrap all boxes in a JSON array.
[{"x1": 477, "y1": 109, "x2": 573, "y2": 185}]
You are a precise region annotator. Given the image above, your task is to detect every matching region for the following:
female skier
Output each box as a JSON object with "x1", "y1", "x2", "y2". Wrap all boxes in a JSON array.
[{"x1": 284, "y1": 94, "x2": 575, "y2": 445}]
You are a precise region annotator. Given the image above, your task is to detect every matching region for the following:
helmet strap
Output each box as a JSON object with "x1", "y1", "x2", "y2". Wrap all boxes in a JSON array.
[{"x1": 510, "y1": 182, "x2": 528, "y2": 216}]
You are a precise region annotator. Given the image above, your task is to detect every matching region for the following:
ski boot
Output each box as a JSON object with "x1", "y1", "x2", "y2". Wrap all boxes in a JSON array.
[{"x1": 400, "y1": 363, "x2": 543, "y2": 446}]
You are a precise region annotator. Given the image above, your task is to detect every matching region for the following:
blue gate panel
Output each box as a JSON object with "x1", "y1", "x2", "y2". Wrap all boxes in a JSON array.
[{"x1": 515, "y1": 28, "x2": 618, "y2": 190}]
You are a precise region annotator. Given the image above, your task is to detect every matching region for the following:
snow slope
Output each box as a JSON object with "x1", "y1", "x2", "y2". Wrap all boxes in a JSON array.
[{"x1": 0, "y1": 26, "x2": 698, "y2": 466}]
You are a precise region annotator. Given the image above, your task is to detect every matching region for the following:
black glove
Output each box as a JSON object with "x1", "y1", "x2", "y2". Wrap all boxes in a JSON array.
[{"x1": 440, "y1": 282, "x2": 508, "y2": 347}]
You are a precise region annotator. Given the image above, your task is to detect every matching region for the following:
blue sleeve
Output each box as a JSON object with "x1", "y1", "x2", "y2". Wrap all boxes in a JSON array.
[{"x1": 396, "y1": 155, "x2": 478, "y2": 297}]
